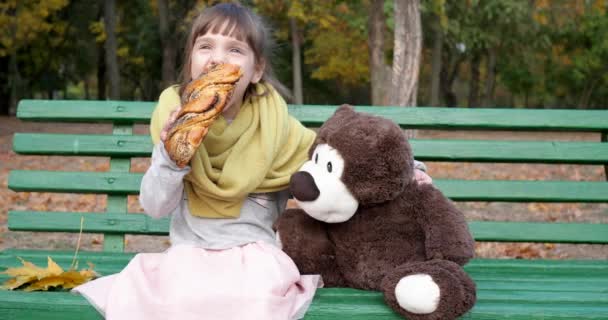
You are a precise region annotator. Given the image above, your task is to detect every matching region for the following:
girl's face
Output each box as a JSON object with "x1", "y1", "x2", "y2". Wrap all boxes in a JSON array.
[{"x1": 190, "y1": 26, "x2": 264, "y2": 119}]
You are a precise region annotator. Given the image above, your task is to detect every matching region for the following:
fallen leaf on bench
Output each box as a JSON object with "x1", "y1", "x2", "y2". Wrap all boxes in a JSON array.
[{"x1": 1, "y1": 257, "x2": 98, "y2": 291}]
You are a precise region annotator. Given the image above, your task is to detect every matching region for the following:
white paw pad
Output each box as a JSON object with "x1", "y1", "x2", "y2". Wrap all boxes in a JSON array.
[
  {"x1": 395, "y1": 274, "x2": 440, "y2": 314},
  {"x1": 275, "y1": 231, "x2": 283, "y2": 249}
]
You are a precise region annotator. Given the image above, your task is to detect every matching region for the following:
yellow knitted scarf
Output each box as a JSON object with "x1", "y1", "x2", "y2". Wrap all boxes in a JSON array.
[{"x1": 150, "y1": 83, "x2": 316, "y2": 218}]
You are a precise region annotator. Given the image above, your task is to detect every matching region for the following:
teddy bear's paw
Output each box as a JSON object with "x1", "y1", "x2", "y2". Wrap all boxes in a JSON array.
[
  {"x1": 395, "y1": 274, "x2": 440, "y2": 314},
  {"x1": 275, "y1": 231, "x2": 283, "y2": 249}
]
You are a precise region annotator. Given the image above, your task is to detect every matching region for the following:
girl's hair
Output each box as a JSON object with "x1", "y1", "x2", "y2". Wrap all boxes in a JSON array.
[{"x1": 178, "y1": 2, "x2": 291, "y2": 101}]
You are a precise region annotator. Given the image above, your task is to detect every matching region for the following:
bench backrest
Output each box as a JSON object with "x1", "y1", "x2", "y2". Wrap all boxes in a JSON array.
[{"x1": 8, "y1": 100, "x2": 608, "y2": 253}]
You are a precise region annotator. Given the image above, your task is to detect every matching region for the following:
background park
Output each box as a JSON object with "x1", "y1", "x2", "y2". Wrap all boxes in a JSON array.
[{"x1": 0, "y1": 0, "x2": 606, "y2": 259}]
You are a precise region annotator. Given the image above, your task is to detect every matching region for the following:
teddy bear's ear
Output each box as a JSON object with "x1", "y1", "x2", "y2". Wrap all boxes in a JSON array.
[
  {"x1": 334, "y1": 104, "x2": 356, "y2": 117},
  {"x1": 315, "y1": 104, "x2": 358, "y2": 153}
]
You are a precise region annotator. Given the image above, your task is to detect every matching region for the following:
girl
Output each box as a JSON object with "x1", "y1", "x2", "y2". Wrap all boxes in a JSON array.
[{"x1": 74, "y1": 3, "x2": 432, "y2": 319}]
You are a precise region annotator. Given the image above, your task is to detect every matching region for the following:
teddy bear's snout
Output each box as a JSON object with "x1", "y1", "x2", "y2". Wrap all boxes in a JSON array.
[{"x1": 289, "y1": 171, "x2": 320, "y2": 202}]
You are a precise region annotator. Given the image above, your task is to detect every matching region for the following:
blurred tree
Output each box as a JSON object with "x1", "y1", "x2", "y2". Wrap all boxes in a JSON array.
[
  {"x1": 155, "y1": 0, "x2": 205, "y2": 90},
  {"x1": 0, "y1": 0, "x2": 68, "y2": 115},
  {"x1": 541, "y1": 1, "x2": 608, "y2": 108},
  {"x1": 368, "y1": 0, "x2": 390, "y2": 106},
  {"x1": 390, "y1": 0, "x2": 422, "y2": 108},
  {"x1": 158, "y1": 0, "x2": 177, "y2": 89},
  {"x1": 104, "y1": 0, "x2": 120, "y2": 99},
  {"x1": 423, "y1": 0, "x2": 447, "y2": 106}
]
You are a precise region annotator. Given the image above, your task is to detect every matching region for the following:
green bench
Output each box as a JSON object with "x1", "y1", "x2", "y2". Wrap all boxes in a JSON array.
[{"x1": 1, "y1": 100, "x2": 607, "y2": 319}]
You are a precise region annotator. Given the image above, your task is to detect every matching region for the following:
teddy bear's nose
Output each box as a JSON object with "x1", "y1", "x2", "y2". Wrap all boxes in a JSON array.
[{"x1": 290, "y1": 171, "x2": 320, "y2": 202}]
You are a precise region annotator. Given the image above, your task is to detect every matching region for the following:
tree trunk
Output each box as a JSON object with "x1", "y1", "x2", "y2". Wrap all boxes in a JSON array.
[
  {"x1": 8, "y1": 51, "x2": 20, "y2": 116},
  {"x1": 0, "y1": 55, "x2": 8, "y2": 115},
  {"x1": 430, "y1": 13, "x2": 443, "y2": 106},
  {"x1": 390, "y1": 0, "x2": 422, "y2": 108},
  {"x1": 290, "y1": 17, "x2": 303, "y2": 104},
  {"x1": 97, "y1": 42, "x2": 106, "y2": 100},
  {"x1": 158, "y1": 0, "x2": 177, "y2": 89},
  {"x1": 84, "y1": 77, "x2": 90, "y2": 100},
  {"x1": 439, "y1": 52, "x2": 463, "y2": 107},
  {"x1": 368, "y1": 0, "x2": 391, "y2": 105},
  {"x1": 104, "y1": 0, "x2": 120, "y2": 99},
  {"x1": 391, "y1": 0, "x2": 422, "y2": 139},
  {"x1": 482, "y1": 48, "x2": 497, "y2": 107},
  {"x1": 468, "y1": 53, "x2": 481, "y2": 108}
]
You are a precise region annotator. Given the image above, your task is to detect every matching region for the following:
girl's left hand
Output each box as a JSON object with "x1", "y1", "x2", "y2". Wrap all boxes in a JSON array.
[{"x1": 414, "y1": 169, "x2": 433, "y2": 184}]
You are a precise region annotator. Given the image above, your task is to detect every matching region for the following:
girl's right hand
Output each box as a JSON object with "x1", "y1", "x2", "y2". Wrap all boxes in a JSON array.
[{"x1": 160, "y1": 107, "x2": 181, "y2": 142}]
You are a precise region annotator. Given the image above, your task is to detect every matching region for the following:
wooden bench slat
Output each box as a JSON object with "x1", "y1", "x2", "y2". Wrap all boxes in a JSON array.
[
  {"x1": 436, "y1": 179, "x2": 608, "y2": 202},
  {"x1": 291, "y1": 105, "x2": 608, "y2": 132},
  {"x1": 14, "y1": 133, "x2": 608, "y2": 164},
  {"x1": 7, "y1": 211, "x2": 169, "y2": 235},
  {"x1": 411, "y1": 139, "x2": 608, "y2": 164},
  {"x1": 469, "y1": 221, "x2": 608, "y2": 243},
  {"x1": 2, "y1": 267, "x2": 605, "y2": 294},
  {"x1": 4, "y1": 249, "x2": 607, "y2": 271},
  {"x1": 9, "y1": 170, "x2": 608, "y2": 202},
  {"x1": 17, "y1": 100, "x2": 153, "y2": 123},
  {"x1": 13, "y1": 133, "x2": 153, "y2": 157},
  {"x1": 18, "y1": 100, "x2": 608, "y2": 131},
  {"x1": 8, "y1": 211, "x2": 608, "y2": 244},
  {"x1": 0, "y1": 284, "x2": 606, "y2": 319},
  {"x1": 8, "y1": 171, "x2": 142, "y2": 194}
]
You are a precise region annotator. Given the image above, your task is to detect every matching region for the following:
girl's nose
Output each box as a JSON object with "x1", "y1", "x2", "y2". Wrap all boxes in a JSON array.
[{"x1": 210, "y1": 50, "x2": 226, "y2": 64}]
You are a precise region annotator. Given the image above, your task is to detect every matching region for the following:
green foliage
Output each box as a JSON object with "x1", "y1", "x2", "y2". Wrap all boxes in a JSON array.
[
  {"x1": 547, "y1": 10, "x2": 608, "y2": 108},
  {"x1": 2, "y1": 0, "x2": 607, "y2": 109},
  {"x1": 0, "y1": 0, "x2": 69, "y2": 56}
]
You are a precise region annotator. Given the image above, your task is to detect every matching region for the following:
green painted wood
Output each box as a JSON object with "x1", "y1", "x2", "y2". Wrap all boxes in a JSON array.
[
  {"x1": 17, "y1": 100, "x2": 154, "y2": 123},
  {"x1": 9, "y1": 170, "x2": 608, "y2": 202},
  {"x1": 470, "y1": 221, "x2": 608, "y2": 243},
  {"x1": 7, "y1": 211, "x2": 169, "y2": 234},
  {"x1": 8, "y1": 171, "x2": 142, "y2": 195},
  {"x1": 0, "y1": 284, "x2": 607, "y2": 319},
  {"x1": 103, "y1": 125, "x2": 132, "y2": 253},
  {"x1": 290, "y1": 105, "x2": 608, "y2": 132},
  {"x1": 12, "y1": 133, "x2": 153, "y2": 157},
  {"x1": 434, "y1": 179, "x2": 608, "y2": 202},
  {"x1": 8, "y1": 211, "x2": 608, "y2": 244},
  {"x1": 1, "y1": 290, "x2": 605, "y2": 320},
  {"x1": 602, "y1": 131, "x2": 607, "y2": 179},
  {"x1": 410, "y1": 139, "x2": 608, "y2": 164},
  {"x1": 3, "y1": 249, "x2": 607, "y2": 272},
  {"x1": 14, "y1": 133, "x2": 608, "y2": 164},
  {"x1": 17, "y1": 100, "x2": 608, "y2": 131}
]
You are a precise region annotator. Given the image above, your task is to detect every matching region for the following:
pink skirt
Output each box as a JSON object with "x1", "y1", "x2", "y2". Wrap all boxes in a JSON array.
[{"x1": 73, "y1": 242, "x2": 322, "y2": 320}]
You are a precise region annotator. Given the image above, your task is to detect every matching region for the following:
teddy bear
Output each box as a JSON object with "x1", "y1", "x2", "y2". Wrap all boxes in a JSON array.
[{"x1": 275, "y1": 105, "x2": 477, "y2": 320}]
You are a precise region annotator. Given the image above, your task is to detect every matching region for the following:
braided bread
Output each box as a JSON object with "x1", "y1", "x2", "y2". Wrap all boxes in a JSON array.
[{"x1": 165, "y1": 63, "x2": 243, "y2": 167}]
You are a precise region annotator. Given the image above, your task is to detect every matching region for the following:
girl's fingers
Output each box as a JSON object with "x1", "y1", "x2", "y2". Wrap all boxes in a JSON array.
[
  {"x1": 161, "y1": 107, "x2": 180, "y2": 142},
  {"x1": 414, "y1": 169, "x2": 433, "y2": 185}
]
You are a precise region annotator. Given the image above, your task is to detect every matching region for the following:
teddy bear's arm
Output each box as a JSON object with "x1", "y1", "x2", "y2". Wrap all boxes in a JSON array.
[
  {"x1": 275, "y1": 208, "x2": 346, "y2": 286},
  {"x1": 415, "y1": 186, "x2": 475, "y2": 265}
]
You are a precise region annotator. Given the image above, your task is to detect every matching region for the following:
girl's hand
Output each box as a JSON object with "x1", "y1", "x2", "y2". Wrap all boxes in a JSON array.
[
  {"x1": 414, "y1": 169, "x2": 433, "y2": 185},
  {"x1": 160, "y1": 107, "x2": 181, "y2": 142}
]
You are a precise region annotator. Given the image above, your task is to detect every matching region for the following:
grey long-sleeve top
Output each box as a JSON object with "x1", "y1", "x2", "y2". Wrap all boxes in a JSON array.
[
  {"x1": 139, "y1": 143, "x2": 289, "y2": 249},
  {"x1": 139, "y1": 143, "x2": 428, "y2": 250}
]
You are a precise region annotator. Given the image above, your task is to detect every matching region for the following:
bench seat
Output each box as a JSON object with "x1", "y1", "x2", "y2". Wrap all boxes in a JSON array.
[{"x1": 1, "y1": 249, "x2": 607, "y2": 320}]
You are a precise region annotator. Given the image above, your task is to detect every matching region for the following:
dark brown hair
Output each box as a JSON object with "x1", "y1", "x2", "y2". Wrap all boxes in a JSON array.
[{"x1": 178, "y1": 2, "x2": 291, "y2": 101}]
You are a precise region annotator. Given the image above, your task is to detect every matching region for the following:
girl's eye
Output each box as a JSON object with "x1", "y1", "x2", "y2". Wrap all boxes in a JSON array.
[
  {"x1": 199, "y1": 44, "x2": 211, "y2": 50},
  {"x1": 327, "y1": 162, "x2": 333, "y2": 173},
  {"x1": 230, "y1": 48, "x2": 243, "y2": 54},
  {"x1": 314, "y1": 153, "x2": 318, "y2": 164}
]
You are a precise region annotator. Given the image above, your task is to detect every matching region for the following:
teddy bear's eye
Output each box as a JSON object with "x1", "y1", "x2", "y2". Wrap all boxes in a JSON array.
[
  {"x1": 315, "y1": 153, "x2": 318, "y2": 164},
  {"x1": 327, "y1": 161, "x2": 333, "y2": 173}
]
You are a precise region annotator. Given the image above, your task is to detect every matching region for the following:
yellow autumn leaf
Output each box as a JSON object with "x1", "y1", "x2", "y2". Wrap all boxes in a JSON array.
[
  {"x1": 1, "y1": 257, "x2": 98, "y2": 291},
  {"x1": 3, "y1": 276, "x2": 37, "y2": 290}
]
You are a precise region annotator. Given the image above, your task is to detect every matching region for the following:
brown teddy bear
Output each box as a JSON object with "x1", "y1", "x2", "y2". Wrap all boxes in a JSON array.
[{"x1": 275, "y1": 105, "x2": 477, "y2": 320}]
